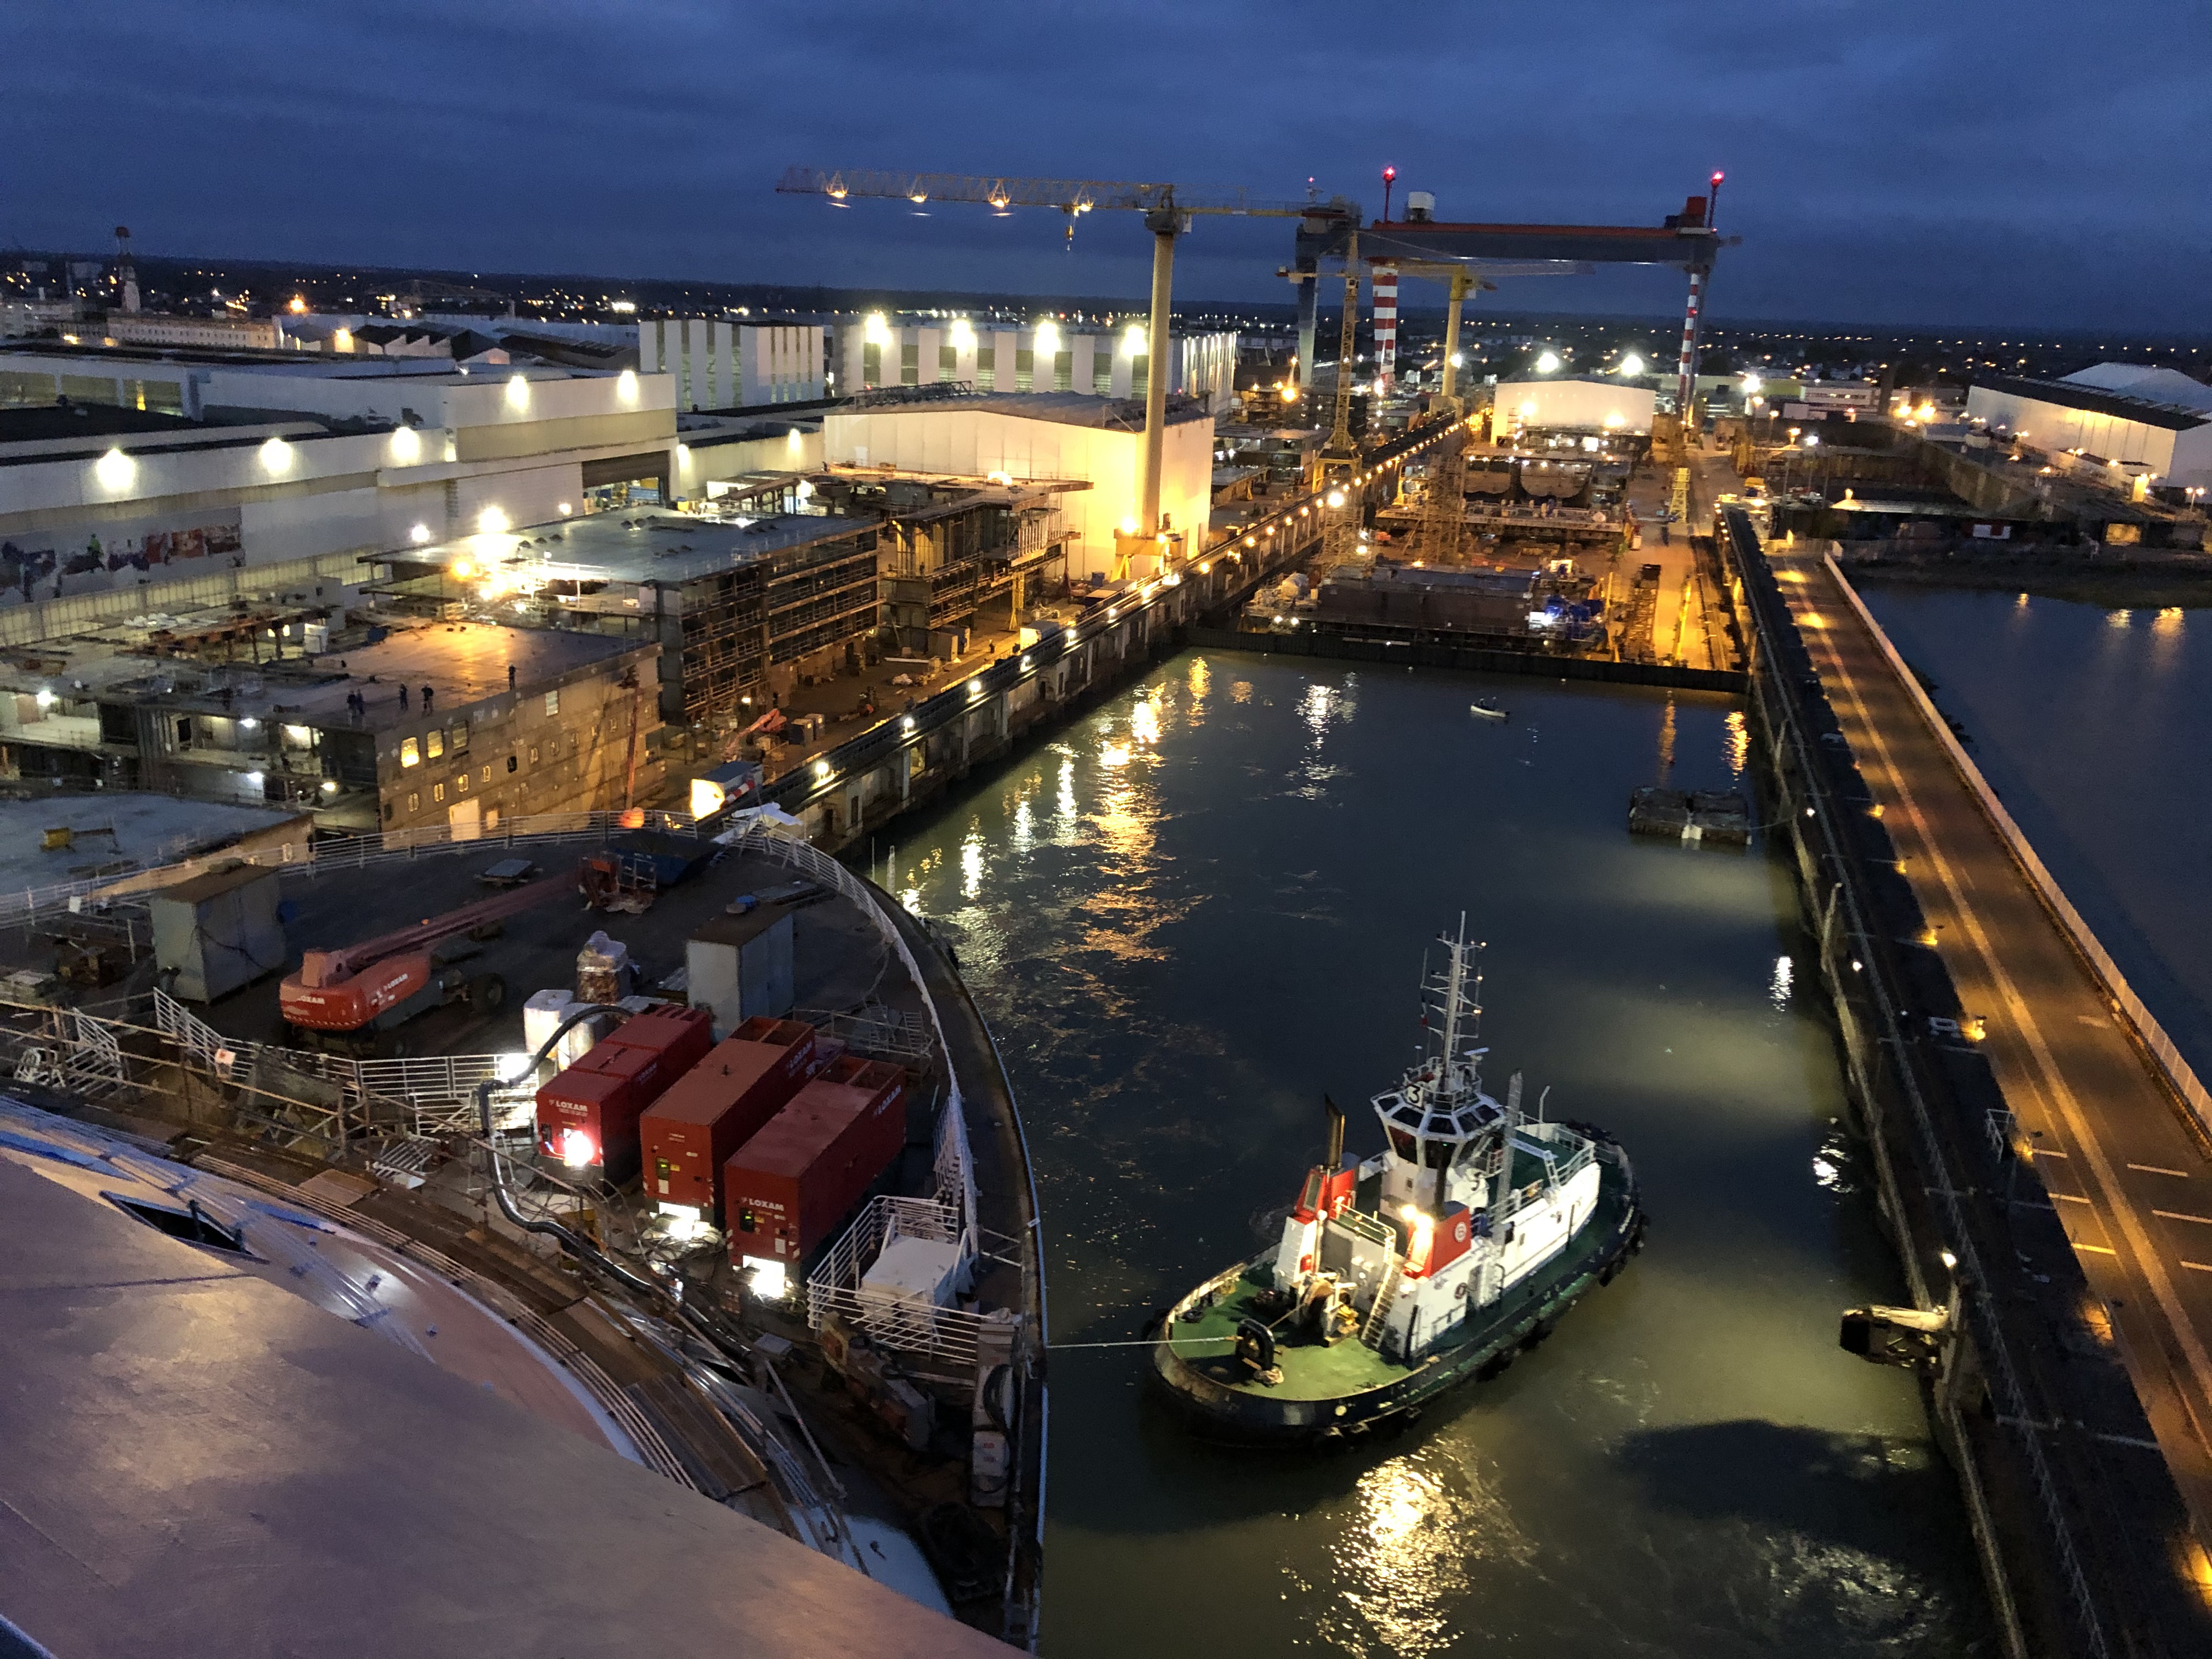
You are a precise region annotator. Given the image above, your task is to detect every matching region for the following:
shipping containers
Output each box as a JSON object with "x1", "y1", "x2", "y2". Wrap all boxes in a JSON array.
[
  {"x1": 602, "y1": 1003, "x2": 714, "y2": 1076},
  {"x1": 533, "y1": 1004, "x2": 713, "y2": 1182},
  {"x1": 724, "y1": 1057, "x2": 907, "y2": 1267},
  {"x1": 639, "y1": 1017, "x2": 820, "y2": 1217}
]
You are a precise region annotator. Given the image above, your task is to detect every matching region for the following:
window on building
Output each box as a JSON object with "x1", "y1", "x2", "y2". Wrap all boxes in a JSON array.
[
  {"x1": 939, "y1": 345, "x2": 958, "y2": 381},
  {"x1": 1015, "y1": 348, "x2": 1035, "y2": 392},
  {"x1": 400, "y1": 738, "x2": 420, "y2": 767},
  {"x1": 407, "y1": 791, "x2": 420, "y2": 813},
  {"x1": 481, "y1": 765, "x2": 492, "y2": 783},
  {"x1": 900, "y1": 342, "x2": 918, "y2": 386},
  {"x1": 506, "y1": 755, "x2": 518, "y2": 772},
  {"x1": 862, "y1": 342, "x2": 882, "y2": 387},
  {"x1": 382, "y1": 802, "x2": 394, "y2": 822},
  {"x1": 544, "y1": 690, "x2": 559, "y2": 715},
  {"x1": 1053, "y1": 350, "x2": 1073, "y2": 393},
  {"x1": 529, "y1": 746, "x2": 540, "y2": 763},
  {"x1": 975, "y1": 346, "x2": 995, "y2": 391},
  {"x1": 456, "y1": 772, "x2": 467, "y2": 791},
  {"x1": 450, "y1": 723, "x2": 468, "y2": 754},
  {"x1": 433, "y1": 782, "x2": 445, "y2": 803},
  {"x1": 426, "y1": 730, "x2": 444, "y2": 759}
]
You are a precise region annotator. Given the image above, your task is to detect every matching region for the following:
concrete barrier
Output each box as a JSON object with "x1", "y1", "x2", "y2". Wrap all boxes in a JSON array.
[{"x1": 1824, "y1": 552, "x2": 2212, "y2": 1139}]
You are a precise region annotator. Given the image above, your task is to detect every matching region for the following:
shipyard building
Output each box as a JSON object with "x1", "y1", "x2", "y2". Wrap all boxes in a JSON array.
[
  {"x1": 832, "y1": 317, "x2": 1238, "y2": 414},
  {"x1": 373, "y1": 507, "x2": 884, "y2": 724},
  {"x1": 1967, "y1": 364, "x2": 2212, "y2": 490},
  {"x1": 823, "y1": 393, "x2": 1214, "y2": 578},
  {"x1": 0, "y1": 611, "x2": 661, "y2": 835},
  {"x1": 0, "y1": 342, "x2": 681, "y2": 619}
]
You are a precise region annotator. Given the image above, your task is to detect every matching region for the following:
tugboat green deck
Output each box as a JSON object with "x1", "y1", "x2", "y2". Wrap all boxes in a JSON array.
[{"x1": 1149, "y1": 923, "x2": 1646, "y2": 1446}]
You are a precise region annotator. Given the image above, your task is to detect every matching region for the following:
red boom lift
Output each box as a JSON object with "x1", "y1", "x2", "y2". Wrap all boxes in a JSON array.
[{"x1": 279, "y1": 874, "x2": 573, "y2": 1052}]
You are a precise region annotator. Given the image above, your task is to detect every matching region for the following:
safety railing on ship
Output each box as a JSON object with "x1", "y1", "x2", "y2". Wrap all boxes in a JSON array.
[{"x1": 805, "y1": 1190, "x2": 994, "y2": 1370}]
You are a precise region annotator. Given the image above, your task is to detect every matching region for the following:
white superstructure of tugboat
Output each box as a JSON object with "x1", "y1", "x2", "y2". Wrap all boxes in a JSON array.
[{"x1": 1151, "y1": 921, "x2": 1644, "y2": 1444}]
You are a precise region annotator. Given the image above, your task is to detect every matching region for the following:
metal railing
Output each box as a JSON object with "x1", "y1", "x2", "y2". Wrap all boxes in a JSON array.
[{"x1": 806, "y1": 1192, "x2": 994, "y2": 1368}]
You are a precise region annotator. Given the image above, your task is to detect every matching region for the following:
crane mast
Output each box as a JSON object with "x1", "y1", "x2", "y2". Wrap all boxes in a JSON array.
[{"x1": 779, "y1": 167, "x2": 1325, "y2": 549}]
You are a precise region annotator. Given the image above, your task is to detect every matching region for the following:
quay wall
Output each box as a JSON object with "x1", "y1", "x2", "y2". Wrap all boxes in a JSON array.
[
  {"x1": 1725, "y1": 506, "x2": 2197, "y2": 1659},
  {"x1": 759, "y1": 421, "x2": 1472, "y2": 854}
]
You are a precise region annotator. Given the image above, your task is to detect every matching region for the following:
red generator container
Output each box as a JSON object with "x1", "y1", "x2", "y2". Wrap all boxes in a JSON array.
[
  {"x1": 723, "y1": 1057, "x2": 907, "y2": 1268},
  {"x1": 639, "y1": 1017, "x2": 820, "y2": 1217},
  {"x1": 600, "y1": 1003, "x2": 714, "y2": 1077},
  {"x1": 534, "y1": 1043, "x2": 672, "y2": 1185}
]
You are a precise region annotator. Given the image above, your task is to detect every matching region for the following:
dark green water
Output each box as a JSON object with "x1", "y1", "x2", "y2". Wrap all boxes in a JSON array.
[{"x1": 887, "y1": 652, "x2": 1991, "y2": 1657}]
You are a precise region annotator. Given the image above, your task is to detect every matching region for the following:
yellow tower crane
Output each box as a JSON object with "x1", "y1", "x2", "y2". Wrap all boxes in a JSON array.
[{"x1": 777, "y1": 168, "x2": 1331, "y2": 573}]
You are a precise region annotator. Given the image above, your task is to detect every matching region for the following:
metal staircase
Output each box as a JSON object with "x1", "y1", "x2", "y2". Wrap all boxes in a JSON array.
[{"x1": 1361, "y1": 1250, "x2": 1403, "y2": 1348}]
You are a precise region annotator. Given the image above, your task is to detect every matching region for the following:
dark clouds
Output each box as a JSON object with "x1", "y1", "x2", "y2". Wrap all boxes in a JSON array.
[{"x1": 3, "y1": 0, "x2": 2205, "y2": 326}]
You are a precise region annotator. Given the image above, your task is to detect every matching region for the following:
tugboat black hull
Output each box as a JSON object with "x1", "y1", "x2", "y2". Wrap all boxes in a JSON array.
[{"x1": 1150, "y1": 1172, "x2": 1644, "y2": 1448}]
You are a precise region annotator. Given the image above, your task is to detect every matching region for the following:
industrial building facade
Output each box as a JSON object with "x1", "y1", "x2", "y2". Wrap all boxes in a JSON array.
[
  {"x1": 0, "y1": 616, "x2": 662, "y2": 836},
  {"x1": 0, "y1": 345, "x2": 681, "y2": 616},
  {"x1": 1967, "y1": 365, "x2": 2212, "y2": 489},
  {"x1": 639, "y1": 320, "x2": 826, "y2": 410},
  {"x1": 380, "y1": 509, "x2": 884, "y2": 725},
  {"x1": 822, "y1": 394, "x2": 1214, "y2": 579},
  {"x1": 832, "y1": 318, "x2": 1238, "y2": 414}
]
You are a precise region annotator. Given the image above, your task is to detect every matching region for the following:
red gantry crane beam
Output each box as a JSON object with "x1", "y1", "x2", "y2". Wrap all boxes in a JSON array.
[{"x1": 778, "y1": 167, "x2": 1333, "y2": 547}]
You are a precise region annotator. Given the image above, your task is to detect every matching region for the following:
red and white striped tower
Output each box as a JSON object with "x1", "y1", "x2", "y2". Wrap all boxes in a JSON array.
[
  {"x1": 1372, "y1": 261, "x2": 1400, "y2": 393},
  {"x1": 1672, "y1": 266, "x2": 1703, "y2": 419},
  {"x1": 1673, "y1": 171, "x2": 1723, "y2": 425}
]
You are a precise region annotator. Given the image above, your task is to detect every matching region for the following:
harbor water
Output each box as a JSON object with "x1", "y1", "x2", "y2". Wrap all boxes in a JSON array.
[
  {"x1": 886, "y1": 650, "x2": 1991, "y2": 1657},
  {"x1": 1860, "y1": 583, "x2": 2212, "y2": 1091}
]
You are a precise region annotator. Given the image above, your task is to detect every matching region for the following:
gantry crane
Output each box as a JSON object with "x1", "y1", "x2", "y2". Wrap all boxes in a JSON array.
[{"x1": 778, "y1": 168, "x2": 1340, "y2": 553}]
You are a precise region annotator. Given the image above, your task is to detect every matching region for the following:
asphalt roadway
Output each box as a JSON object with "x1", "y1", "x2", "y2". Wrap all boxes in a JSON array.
[{"x1": 1771, "y1": 542, "x2": 2212, "y2": 1554}]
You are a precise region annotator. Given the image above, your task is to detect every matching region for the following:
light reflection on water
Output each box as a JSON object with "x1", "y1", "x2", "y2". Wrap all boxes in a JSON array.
[{"x1": 887, "y1": 654, "x2": 1988, "y2": 1658}]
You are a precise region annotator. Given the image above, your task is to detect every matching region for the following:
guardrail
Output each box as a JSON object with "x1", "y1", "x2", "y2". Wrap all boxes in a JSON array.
[{"x1": 1824, "y1": 553, "x2": 2212, "y2": 1140}]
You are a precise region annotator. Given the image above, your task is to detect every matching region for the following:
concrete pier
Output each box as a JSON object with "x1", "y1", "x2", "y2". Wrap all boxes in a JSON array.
[{"x1": 1728, "y1": 505, "x2": 2212, "y2": 1658}]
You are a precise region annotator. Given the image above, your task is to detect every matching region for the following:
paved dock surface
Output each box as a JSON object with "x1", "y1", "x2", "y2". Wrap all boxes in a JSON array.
[{"x1": 1774, "y1": 543, "x2": 2212, "y2": 1549}]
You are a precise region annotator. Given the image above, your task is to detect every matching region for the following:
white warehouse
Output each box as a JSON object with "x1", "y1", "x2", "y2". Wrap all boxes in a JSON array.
[
  {"x1": 638, "y1": 320, "x2": 825, "y2": 410},
  {"x1": 1966, "y1": 364, "x2": 2212, "y2": 489},
  {"x1": 1492, "y1": 375, "x2": 1656, "y2": 438},
  {"x1": 0, "y1": 345, "x2": 678, "y2": 618},
  {"x1": 823, "y1": 393, "x2": 1215, "y2": 578},
  {"x1": 832, "y1": 317, "x2": 1238, "y2": 414}
]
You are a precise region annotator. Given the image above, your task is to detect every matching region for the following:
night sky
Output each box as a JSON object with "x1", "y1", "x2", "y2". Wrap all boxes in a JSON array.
[{"x1": 5, "y1": 0, "x2": 2205, "y2": 329}]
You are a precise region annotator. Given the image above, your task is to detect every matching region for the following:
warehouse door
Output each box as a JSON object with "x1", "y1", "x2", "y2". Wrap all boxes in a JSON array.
[{"x1": 448, "y1": 798, "x2": 482, "y2": 842}]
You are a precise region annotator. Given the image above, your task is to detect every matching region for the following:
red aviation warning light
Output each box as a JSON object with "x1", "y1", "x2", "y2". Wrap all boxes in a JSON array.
[{"x1": 1382, "y1": 165, "x2": 1398, "y2": 222}]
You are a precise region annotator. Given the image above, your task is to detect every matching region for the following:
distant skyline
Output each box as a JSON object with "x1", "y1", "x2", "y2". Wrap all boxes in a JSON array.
[{"x1": 4, "y1": 0, "x2": 2206, "y2": 332}]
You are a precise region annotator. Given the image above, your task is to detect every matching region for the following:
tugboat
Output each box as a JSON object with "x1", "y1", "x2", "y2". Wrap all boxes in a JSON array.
[{"x1": 1151, "y1": 922, "x2": 1645, "y2": 1445}]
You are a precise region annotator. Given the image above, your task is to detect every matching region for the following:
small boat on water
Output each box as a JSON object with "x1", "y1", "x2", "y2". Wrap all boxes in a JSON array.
[
  {"x1": 1150, "y1": 922, "x2": 1644, "y2": 1446},
  {"x1": 1469, "y1": 701, "x2": 1509, "y2": 721}
]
